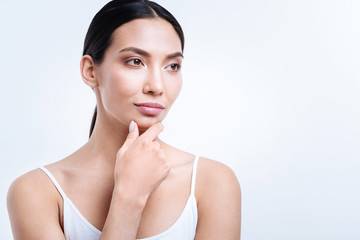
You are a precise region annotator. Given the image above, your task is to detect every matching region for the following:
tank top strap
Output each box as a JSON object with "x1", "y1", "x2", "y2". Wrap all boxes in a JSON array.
[
  {"x1": 190, "y1": 155, "x2": 200, "y2": 195},
  {"x1": 39, "y1": 167, "x2": 67, "y2": 199}
]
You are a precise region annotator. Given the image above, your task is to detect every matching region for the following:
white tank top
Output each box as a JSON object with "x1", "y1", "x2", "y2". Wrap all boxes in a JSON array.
[{"x1": 40, "y1": 155, "x2": 199, "y2": 240}]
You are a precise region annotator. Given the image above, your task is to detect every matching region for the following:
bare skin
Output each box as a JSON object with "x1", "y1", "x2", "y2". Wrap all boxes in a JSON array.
[{"x1": 7, "y1": 18, "x2": 241, "y2": 239}]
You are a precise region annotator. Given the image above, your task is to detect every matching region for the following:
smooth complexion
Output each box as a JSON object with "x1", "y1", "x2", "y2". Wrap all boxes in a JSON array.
[
  {"x1": 88, "y1": 18, "x2": 183, "y2": 132},
  {"x1": 7, "y1": 17, "x2": 241, "y2": 240}
]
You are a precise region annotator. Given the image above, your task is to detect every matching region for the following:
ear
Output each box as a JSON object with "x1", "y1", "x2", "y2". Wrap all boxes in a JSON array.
[{"x1": 80, "y1": 55, "x2": 99, "y2": 88}]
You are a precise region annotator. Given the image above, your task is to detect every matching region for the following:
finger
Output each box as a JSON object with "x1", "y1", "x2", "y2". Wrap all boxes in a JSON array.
[
  {"x1": 140, "y1": 122, "x2": 164, "y2": 141},
  {"x1": 121, "y1": 120, "x2": 139, "y2": 150}
]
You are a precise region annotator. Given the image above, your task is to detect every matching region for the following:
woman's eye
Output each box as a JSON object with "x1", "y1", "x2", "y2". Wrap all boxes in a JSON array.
[
  {"x1": 127, "y1": 59, "x2": 143, "y2": 66},
  {"x1": 166, "y1": 63, "x2": 181, "y2": 71}
]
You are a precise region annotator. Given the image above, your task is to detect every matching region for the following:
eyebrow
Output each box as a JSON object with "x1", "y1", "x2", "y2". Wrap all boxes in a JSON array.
[{"x1": 119, "y1": 47, "x2": 184, "y2": 59}]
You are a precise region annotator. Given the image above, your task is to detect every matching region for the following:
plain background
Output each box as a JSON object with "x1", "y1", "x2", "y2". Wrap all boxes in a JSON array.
[{"x1": 1, "y1": 0, "x2": 359, "y2": 239}]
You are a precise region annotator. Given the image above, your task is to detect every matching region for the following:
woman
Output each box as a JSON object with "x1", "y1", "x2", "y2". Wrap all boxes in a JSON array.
[{"x1": 7, "y1": 0, "x2": 241, "y2": 239}]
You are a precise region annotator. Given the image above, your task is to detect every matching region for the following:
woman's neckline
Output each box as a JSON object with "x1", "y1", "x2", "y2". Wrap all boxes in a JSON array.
[{"x1": 63, "y1": 192, "x2": 196, "y2": 239}]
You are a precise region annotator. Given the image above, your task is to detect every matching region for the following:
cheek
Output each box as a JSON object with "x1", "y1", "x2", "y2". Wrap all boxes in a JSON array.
[
  {"x1": 166, "y1": 76, "x2": 182, "y2": 103},
  {"x1": 100, "y1": 67, "x2": 143, "y2": 110}
]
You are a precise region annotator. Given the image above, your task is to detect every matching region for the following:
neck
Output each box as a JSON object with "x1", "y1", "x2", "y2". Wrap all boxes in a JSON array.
[{"x1": 82, "y1": 111, "x2": 130, "y2": 168}]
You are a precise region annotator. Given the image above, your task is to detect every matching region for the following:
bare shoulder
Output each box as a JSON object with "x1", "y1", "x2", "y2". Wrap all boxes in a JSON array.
[
  {"x1": 7, "y1": 169, "x2": 64, "y2": 239},
  {"x1": 195, "y1": 157, "x2": 241, "y2": 239},
  {"x1": 8, "y1": 168, "x2": 58, "y2": 203},
  {"x1": 197, "y1": 157, "x2": 241, "y2": 194}
]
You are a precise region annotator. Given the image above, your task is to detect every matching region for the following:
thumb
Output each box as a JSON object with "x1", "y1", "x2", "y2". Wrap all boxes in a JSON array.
[{"x1": 121, "y1": 120, "x2": 139, "y2": 150}]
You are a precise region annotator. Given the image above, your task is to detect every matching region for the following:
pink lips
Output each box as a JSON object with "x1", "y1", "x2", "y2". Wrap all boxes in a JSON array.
[{"x1": 134, "y1": 102, "x2": 165, "y2": 116}]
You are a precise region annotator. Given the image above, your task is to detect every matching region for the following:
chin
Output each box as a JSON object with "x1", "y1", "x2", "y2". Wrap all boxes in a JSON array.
[{"x1": 135, "y1": 117, "x2": 164, "y2": 131}]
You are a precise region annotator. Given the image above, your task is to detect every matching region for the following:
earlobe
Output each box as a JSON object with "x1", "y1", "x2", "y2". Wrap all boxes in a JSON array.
[{"x1": 80, "y1": 55, "x2": 99, "y2": 88}]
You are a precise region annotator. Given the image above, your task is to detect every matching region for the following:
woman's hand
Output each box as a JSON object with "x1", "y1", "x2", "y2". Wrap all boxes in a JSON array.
[
  {"x1": 113, "y1": 121, "x2": 170, "y2": 202},
  {"x1": 100, "y1": 121, "x2": 170, "y2": 239}
]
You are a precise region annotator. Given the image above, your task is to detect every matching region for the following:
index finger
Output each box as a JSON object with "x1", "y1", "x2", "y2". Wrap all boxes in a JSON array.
[{"x1": 140, "y1": 122, "x2": 164, "y2": 141}]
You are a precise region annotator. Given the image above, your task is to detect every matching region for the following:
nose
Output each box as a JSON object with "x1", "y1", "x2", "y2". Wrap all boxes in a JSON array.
[{"x1": 143, "y1": 67, "x2": 164, "y2": 95}]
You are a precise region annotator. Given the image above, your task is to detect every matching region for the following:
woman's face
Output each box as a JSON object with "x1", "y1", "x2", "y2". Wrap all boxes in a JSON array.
[{"x1": 94, "y1": 18, "x2": 183, "y2": 130}]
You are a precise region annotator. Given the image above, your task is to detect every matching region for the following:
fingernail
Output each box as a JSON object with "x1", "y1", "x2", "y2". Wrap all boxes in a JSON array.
[{"x1": 129, "y1": 121, "x2": 135, "y2": 133}]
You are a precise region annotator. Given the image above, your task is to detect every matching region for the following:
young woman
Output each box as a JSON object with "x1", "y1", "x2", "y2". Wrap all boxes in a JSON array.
[{"x1": 7, "y1": 0, "x2": 241, "y2": 239}]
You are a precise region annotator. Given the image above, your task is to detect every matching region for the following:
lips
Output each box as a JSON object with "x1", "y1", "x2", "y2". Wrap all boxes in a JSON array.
[{"x1": 134, "y1": 102, "x2": 165, "y2": 116}]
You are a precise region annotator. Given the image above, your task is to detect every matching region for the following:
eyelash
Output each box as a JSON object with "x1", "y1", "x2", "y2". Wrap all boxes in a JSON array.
[
  {"x1": 166, "y1": 63, "x2": 181, "y2": 71},
  {"x1": 126, "y1": 58, "x2": 143, "y2": 66},
  {"x1": 125, "y1": 58, "x2": 181, "y2": 71}
]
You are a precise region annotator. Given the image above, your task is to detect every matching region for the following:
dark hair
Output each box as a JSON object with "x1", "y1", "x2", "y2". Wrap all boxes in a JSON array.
[{"x1": 84, "y1": 0, "x2": 185, "y2": 137}]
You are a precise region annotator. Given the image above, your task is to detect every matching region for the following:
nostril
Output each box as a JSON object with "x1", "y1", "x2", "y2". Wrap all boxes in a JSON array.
[{"x1": 147, "y1": 90, "x2": 163, "y2": 96}]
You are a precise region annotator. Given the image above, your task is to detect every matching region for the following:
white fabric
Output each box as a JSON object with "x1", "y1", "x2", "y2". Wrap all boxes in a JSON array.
[{"x1": 40, "y1": 155, "x2": 199, "y2": 240}]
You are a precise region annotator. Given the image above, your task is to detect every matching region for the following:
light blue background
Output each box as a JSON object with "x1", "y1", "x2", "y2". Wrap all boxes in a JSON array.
[{"x1": 1, "y1": 0, "x2": 359, "y2": 239}]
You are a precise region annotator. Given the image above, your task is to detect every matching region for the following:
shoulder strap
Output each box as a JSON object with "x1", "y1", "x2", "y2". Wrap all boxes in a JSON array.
[
  {"x1": 39, "y1": 167, "x2": 67, "y2": 199},
  {"x1": 190, "y1": 155, "x2": 200, "y2": 195}
]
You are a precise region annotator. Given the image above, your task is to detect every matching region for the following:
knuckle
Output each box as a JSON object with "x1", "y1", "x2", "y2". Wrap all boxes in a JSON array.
[
  {"x1": 164, "y1": 160, "x2": 170, "y2": 169},
  {"x1": 151, "y1": 145, "x2": 159, "y2": 154},
  {"x1": 157, "y1": 122, "x2": 164, "y2": 131},
  {"x1": 158, "y1": 150, "x2": 166, "y2": 160},
  {"x1": 164, "y1": 162, "x2": 170, "y2": 175},
  {"x1": 149, "y1": 141, "x2": 160, "y2": 152},
  {"x1": 140, "y1": 138, "x2": 151, "y2": 148}
]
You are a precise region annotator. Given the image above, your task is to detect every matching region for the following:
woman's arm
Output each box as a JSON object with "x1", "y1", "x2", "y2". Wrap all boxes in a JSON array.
[
  {"x1": 100, "y1": 121, "x2": 170, "y2": 239},
  {"x1": 7, "y1": 170, "x2": 66, "y2": 240},
  {"x1": 99, "y1": 188, "x2": 146, "y2": 239},
  {"x1": 195, "y1": 159, "x2": 241, "y2": 240}
]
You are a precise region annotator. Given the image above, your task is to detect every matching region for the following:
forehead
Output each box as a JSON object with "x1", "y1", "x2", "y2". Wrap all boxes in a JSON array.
[{"x1": 109, "y1": 18, "x2": 182, "y2": 55}]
